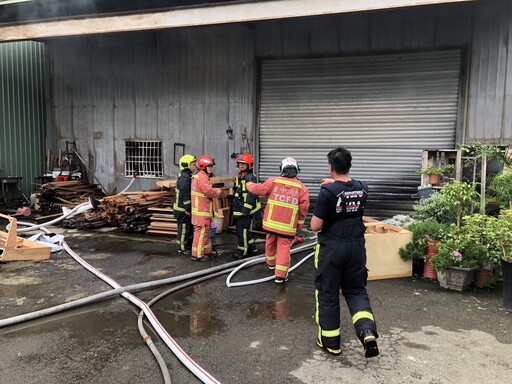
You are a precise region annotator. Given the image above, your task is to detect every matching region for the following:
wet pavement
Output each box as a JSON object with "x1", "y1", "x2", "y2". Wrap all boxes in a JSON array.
[{"x1": 1, "y1": 225, "x2": 511, "y2": 384}]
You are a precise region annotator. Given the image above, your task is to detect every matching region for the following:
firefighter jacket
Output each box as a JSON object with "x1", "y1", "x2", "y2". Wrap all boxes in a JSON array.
[
  {"x1": 233, "y1": 171, "x2": 262, "y2": 218},
  {"x1": 191, "y1": 170, "x2": 221, "y2": 226},
  {"x1": 173, "y1": 169, "x2": 192, "y2": 219},
  {"x1": 247, "y1": 176, "x2": 310, "y2": 237}
]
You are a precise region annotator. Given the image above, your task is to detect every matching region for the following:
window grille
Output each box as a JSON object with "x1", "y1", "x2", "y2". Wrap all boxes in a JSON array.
[{"x1": 125, "y1": 140, "x2": 163, "y2": 178}]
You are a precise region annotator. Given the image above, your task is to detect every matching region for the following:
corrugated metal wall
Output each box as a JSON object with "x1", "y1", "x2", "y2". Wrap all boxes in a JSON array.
[
  {"x1": 0, "y1": 41, "x2": 45, "y2": 197},
  {"x1": 46, "y1": 1, "x2": 512, "y2": 200},
  {"x1": 467, "y1": 1, "x2": 512, "y2": 142},
  {"x1": 47, "y1": 26, "x2": 255, "y2": 193}
]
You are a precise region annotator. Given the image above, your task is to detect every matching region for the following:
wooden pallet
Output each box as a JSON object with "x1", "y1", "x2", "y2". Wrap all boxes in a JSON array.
[{"x1": 0, "y1": 214, "x2": 52, "y2": 261}]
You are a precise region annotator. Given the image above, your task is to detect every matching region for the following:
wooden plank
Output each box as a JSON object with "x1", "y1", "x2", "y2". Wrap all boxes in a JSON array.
[
  {"x1": 148, "y1": 207, "x2": 174, "y2": 212},
  {"x1": 147, "y1": 230, "x2": 178, "y2": 236},
  {"x1": 156, "y1": 180, "x2": 177, "y2": 189}
]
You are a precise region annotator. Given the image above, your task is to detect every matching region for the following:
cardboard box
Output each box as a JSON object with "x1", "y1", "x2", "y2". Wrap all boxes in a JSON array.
[{"x1": 363, "y1": 217, "x2": 413, "y2": 280}]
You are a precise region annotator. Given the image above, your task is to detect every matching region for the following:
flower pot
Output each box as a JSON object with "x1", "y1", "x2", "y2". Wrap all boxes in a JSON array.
[
  {"x1": 428, "y1": 173, "x2": 440, "y2": 186},
  {"x1": 423, "y1": 256, "x2": 437, "y2": 280},
  {"x1": 473, "y1": 268, "x2": 492, "y2": 288},
  {"x1": 437, "y1": 266, "x2": 479, "y2": 291},
  {"x1": 423, "y1": 240, "x2": 439, "y2": 280},
  {"x1": 502, "y1": 260, "x2": 512, "y2": 312}
]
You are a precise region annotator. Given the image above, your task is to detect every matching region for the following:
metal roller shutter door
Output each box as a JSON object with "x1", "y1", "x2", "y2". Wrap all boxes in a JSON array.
[{"x1": 258, "y1": 50, "x2": 461, "y2": 218}]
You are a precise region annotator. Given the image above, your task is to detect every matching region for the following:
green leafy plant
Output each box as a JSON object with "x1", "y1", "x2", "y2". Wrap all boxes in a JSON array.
[
  {"x1": 457, "y1": 211, "x2": 512, "y2": 264},
  {"x1": 440, "y1": 180, "x2": 479, "y2": 229},
  {"x1": 486, "y1": 210, "x2": 512, "y2": 263},
  {"x1": 411, "y1": 192, "x2": 457, "y2": 224},
  {"x1": 487, "y1": 169, "x2": 512, "y2": 210},
  {"x1": 432, "y1": 222, "x2": 488, "y2": 271},
  {"x1": 399, "y1": 220, "x2": 449, "y2": 261},
  {"x1": 459, "y1": 142, "x2": 512, "y2": 168},
  {"x1": 418, "y1": 164, "x2": 455, "y2": 176}
]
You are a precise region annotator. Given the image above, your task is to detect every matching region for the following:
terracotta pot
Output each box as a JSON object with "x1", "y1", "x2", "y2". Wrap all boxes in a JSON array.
[
  {"x1": 473, "y1": 268, "x2": 492, "y2": 288},
  {"x1": 423, "y1": 240, "x2": 439, "y2": 280},
  {"x1": 423, "y1": 256, "x2": 437, "y2": 280},
  {"x1": 429, "y1": 173, "x2": 440, "y2": 185}
]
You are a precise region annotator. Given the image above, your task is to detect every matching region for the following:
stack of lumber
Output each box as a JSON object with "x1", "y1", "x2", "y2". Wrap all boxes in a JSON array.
[
  {"x1": 61, "y1": 191, "x2": 174, "y2": 231},
  {"x1": 146, "y1": 176, "x2": 235, "y2": 236},
  {"x1": 37, "y1": 180, "x2": 105, "y2": 214},
  {"x1": 146, "y1": 207, "x2": 177, "y2": 236},
  {"x1": 102, "y1": 191, "x2": 175, "y2": 232}
]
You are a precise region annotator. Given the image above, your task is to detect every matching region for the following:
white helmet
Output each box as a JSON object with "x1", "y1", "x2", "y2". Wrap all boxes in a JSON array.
[{"x1": 280, "y1": 157, "x2": 298, "y2": 171}]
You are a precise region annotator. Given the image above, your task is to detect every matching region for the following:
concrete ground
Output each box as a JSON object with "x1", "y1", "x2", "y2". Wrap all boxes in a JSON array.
[{"x1": 1, "y1": 225, "x2": 511, "y2": 384}]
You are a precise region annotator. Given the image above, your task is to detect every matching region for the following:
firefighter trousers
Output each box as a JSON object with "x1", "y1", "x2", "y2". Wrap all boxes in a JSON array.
[
  {"x1": 192, "y1": 221, "x2": 213, "y2": 259},
  {"x1": 235, "y1": 216, "x2": 256, "y2": 256},
  {"x1": 176, "y1": 214, "x2": 193, "y2": 252},
  {"x1": 314, "y1": 237, "x2": 378, "y2": 350},
  {"x1": 265, "y1": 233, "x2": 293, "y2": 280}
]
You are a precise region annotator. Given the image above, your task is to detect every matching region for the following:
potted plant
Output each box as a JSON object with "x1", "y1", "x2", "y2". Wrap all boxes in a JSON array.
[
  {"x1": 418, "y1": 164, "x2": 455, "y2": 186},
  {"x1": 432, "y1": 223, "x2": 488, "y2": 291},
  {"x1": 399, "y1": 220, "x2": 449, "y2": 279}
]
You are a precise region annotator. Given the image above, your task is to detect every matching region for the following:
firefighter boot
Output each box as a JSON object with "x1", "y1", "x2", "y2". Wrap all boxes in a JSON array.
[
  {"x1": 316, "y1": 338, "x2": 342, "y2": 356},
  {"x1": 360, "y1": 329, "x2": 379, "y2": 358}
]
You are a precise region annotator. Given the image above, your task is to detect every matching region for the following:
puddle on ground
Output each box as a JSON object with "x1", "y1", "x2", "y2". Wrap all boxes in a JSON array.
[
  {"x1": 1, "y1": 301, "x2": 143, "y2": 351},
  {"x1": 248, "y1": 284, "x2": 315, "y2": 321},
  {"x1": 151, "y1": 285, "x2": 227, "y2": 338}
]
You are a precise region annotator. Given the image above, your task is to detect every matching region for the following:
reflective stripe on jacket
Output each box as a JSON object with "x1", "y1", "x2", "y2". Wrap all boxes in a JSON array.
[
  {"x1": 173, "y1": 170, "x2": 192, "y2": 217},
  {"x1": 233, "y1": 171, "x2": 262, "y2": 217},
  {"x1": 247, "y1": 176, "x2": 310, "y2": 237},
  {"x1": 191, "y1": 170, "x2": 221, "y2": 226}
]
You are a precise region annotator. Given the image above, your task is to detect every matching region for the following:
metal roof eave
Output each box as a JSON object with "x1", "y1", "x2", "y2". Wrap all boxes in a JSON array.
[{"x1": 0, "y1": 0, "x2": 477, "y2": 42}]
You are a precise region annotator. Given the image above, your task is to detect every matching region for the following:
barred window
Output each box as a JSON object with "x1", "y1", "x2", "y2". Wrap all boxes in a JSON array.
[{"x1": 125, "y1": 140, "x2": 163, "y2": 178}]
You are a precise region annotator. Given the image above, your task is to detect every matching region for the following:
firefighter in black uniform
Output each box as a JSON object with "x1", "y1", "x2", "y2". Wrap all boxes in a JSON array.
[
  {"x1": 173, "y1": 154, "x2": 197, "y2": 255},
  {"x1": 310, "y1": 146, "x2": 379, "y2": 358},
  {"x1": 232, "y1": 153, "x2": 262, "y2": 258}
]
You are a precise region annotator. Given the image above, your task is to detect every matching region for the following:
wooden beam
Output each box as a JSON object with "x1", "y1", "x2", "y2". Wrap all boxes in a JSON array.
[{"x1": 0, "y1": 0, "x2": 475, "y2": 42}]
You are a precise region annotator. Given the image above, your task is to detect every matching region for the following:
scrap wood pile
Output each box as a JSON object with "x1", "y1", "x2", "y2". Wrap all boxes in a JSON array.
[
  {"x1": 59, "y1": 190, "x2": 175, "y2": 231},
  {"x1": 37, "y1": 180, "x2": 105, "y2": 215}
]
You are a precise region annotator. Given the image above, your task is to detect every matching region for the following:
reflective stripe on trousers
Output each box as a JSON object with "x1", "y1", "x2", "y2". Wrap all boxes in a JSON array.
[
  {"x1": 314, "y1": 238, "x2": 377, "y2": 350},
  {"x1": 236, "y1": 216, "x2": 255, "y2": 255},
  {"x1": 192, "y1": 223, "x2": 212, "y2": 258},
  {"x1": 176, "y1": 214, "x2": 193, "y2": 251},
  {"x1": 265, "y1": 233, "x2": 293, "y2": 279}
]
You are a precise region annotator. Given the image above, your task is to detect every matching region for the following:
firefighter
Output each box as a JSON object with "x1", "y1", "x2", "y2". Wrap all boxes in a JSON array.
[
  {"x1": 191, "y1": 155, "x2": 222, "y2": 261},
  {"x1": 310, "y1": 146, "x2": 379, "y2": 358},
  {"x1": 232, "y1": 153, "x2": 262, "y2": 258},
  {"x1": 247, "y1": 157, "x2": 310, "y2": 284},
  {"x1": 173, "y1": 154, "x2": 196, "y2": 255}
]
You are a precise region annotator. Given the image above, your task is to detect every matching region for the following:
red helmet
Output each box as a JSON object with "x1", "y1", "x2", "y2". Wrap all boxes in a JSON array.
[
  {"x1": 236, "y1": 153, "x2": 254, "y2": 170},
  {"x1": 196, "y1": 155, "x2": 215, "y2": 171}
]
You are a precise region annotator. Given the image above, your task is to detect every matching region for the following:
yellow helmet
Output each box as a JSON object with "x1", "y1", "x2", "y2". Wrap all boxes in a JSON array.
[{"x1": 179, "y1": 154, "x2": 197, "y2": 171}]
